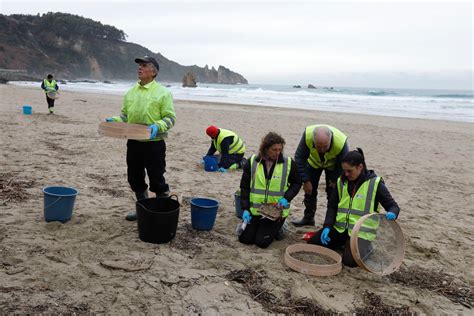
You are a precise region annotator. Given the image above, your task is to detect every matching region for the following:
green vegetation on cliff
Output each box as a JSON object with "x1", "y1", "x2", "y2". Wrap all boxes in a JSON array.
[{"x1": 0, "y1": 12, "x2": 247, "y2": 84}]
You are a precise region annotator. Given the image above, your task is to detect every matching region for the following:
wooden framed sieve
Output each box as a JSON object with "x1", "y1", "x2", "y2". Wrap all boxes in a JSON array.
[
  {"x1": 350, "y1": 213, "x2": 406, "y2": 276},
  {"x1": 284, "y1": 243, "x2": 342, "y2": 276},
  {"x1": 47, "y1": 91, "x2": 59, "y2": 100},
  {"x1": 98, "y1": 122, "x2": 151, "y2": 140}
]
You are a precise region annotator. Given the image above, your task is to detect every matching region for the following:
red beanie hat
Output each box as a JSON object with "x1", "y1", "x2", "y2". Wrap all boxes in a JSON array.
[{"x1": 206, "y1": 125, "x2": 219, "y2": 138}]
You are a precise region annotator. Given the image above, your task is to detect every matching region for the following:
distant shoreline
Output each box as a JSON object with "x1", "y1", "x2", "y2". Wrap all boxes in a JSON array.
[{"x1": 7, "y1": 84, "x2": 473, "y2": 127}]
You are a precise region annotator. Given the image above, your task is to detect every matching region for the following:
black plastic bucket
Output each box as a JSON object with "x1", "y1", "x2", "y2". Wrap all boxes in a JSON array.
[{"x1": 136, "y1": 195, "x2": 180, "y2": 244}]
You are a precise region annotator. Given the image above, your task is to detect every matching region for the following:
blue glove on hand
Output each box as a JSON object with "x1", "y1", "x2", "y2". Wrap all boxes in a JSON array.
[
  {"x1": 277, "y1": 197, "x2": 289, "y2": 209},
  {"x1": 218, "y1": 167, "x2": 227, "y2": 173},
  {"x1": 242, "y1": 210, "x2": 252, "y2": 223},
  {"x1": 149, "y1": 124, "x2": 158, "y2": 139},
  {"x1": 321, "y1": 227, "x2": 331, "y2": 245},
  {"x1": 386, "y1": 212, "x2": 397, "y2": 220},
  {"x1": 105, "y1": 118, "x2": 114, "y2": 122}
]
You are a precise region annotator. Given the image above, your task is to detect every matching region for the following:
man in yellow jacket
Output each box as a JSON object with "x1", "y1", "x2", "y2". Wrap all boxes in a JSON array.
[
  {"x1": 292, "y1": 125, "x2": 349, "y2": 226},
  {"x1": 106, "y1": 55, "x2": 176, "y2": 221},
  {"x1": 41, "y1": 74, "x2": 59, "y2": 114},
  {"x1": 205, "y1": 125, "x2": 246, "y2": 172}
]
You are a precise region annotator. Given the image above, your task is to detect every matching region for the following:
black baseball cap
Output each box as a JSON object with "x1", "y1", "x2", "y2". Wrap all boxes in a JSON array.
[{"x1": 135, "y1": 55, "x2": 159, "y2": 71}]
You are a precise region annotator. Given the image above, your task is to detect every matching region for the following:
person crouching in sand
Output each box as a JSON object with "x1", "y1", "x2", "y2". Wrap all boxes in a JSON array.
[
  {"x1": 238, "y1": 132, "x2": 301, "y2": 248},
  {"x1": 307, "y1": 148, "x2": 400, "y2": 267}
]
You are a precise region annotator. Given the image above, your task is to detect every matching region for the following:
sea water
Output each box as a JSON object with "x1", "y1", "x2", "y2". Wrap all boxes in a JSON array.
[{"x1": 11, "y1": 81, "x2": 473, "y2": 123}]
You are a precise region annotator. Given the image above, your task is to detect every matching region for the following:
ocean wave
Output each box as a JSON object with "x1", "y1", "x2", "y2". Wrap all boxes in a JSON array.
[
  {"x1": 366, "y1": 91, "x2": 397, "y2": 96},
  {"x1": 433, "y1": 94, "x2": 474, "y2": 99},
  {"x1": 8, "y1": 81, "x2": 473, "y2": 122}
]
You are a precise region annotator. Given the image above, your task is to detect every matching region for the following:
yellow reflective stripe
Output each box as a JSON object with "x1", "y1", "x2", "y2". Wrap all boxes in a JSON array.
[
  {"x1": 364, "y1": 178, "x2": 377, "y2": 213},
  {"x1": 228, "y1": 136, "x2": 242, "y2": 151},
  {"x1": 334, "y1": 221, "x2": 377, "y2": 234},
  {"x1": 250, "y1": 189, "x2": 282, "y2": 197},
  {"x1": 279, "y1": 157, "x2": 289, "y2": 194},
  {"x1": 337, "y1": 208, "x2": 366, "y2": 216},
  {"x1": 250, "y1": 154, "x2": 258, "y2": 191}
]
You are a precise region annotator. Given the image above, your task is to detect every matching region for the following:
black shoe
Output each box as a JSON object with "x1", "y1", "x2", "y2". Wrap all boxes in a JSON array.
[
  {"x1": 156, "y1": 190, "x2": 170, "y2": 198},
  {"x1": 125, "y1": 212, "x2": 137, "y2": 221},
  {"x1": 275, "y1": 228, "x2": 285, "y2": 241},
  {"x1": 135, "y1": 190, "x2": 149, "y2": 201},
  {"x1": 291, "y1": 216, "x2": 315, "y2": 227},
  {"x1": 127, "y1": 191, "x2": 148, "y2": 221}
]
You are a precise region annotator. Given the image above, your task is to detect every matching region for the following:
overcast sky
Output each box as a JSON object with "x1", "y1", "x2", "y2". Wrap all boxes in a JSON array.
[{"x1": 2, "y1": 0, "x2": 473, "y2": 89}]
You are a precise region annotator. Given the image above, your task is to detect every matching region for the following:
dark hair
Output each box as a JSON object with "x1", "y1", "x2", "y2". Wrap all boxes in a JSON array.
[
  {"x1": 342, "y1": 147, "x2": 367, "y2": 171},
  {"x1": 47, "y1": 74, "x2": 53, "y2": 79},
  {"x1": 258, "y1": 132, "x2": 285, "y2": 158}
]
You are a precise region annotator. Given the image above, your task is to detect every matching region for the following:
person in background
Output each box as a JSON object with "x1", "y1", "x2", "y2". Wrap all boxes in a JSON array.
[
  {"x1": 292, "y1": 124, "x2": 349, "y2": 226},
  {"x1": 41, "y1": 74, "x2": 59, "y2": 114},
  {"x1": 239, "y1": 132, "x2": 301, "y2": 248},
  {"x1": 307, "y1": 148, "x2": 400, "y2": 267},
  {"x1": 205, "y1": 125, "x2": 246, "y2": 172},
  {"x1": 106, "y1": 55, "x2": 176, "y2": 221}
]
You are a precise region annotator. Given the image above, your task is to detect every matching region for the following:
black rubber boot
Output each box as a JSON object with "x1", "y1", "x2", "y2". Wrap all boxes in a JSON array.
[
  {"x1": 291, "y1": 216, "x2": 315, "y2": 227},
  {"x1": 156, "y1": 190, "x2": 170, "y2": 198},
  {"x1": 125, "y1": 191, "x2": 149, "y2": 221},
  {"x1": 291, "y1": 197, "x2": 316, "y2": 226},
  {"x1": 135, "y1": 191, "x2": 149, "y2": 201}
]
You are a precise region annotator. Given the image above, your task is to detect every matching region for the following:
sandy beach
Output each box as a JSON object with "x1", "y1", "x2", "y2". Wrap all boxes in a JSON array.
[{"x1": 1, "y1": 84, "x2": 473, "y2": 314}]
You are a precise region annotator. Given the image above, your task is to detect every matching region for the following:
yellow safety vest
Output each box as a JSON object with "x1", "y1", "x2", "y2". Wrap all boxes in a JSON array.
[
  {"x1": 304, "y1": 125, "x2": 347, "y2": 170},
  {"x1": 213, "y1": 129, "x2": 245, "y2": 155},
  {"x1": 249, "y1": 154, "x2": 291, "y2": 218},
  {"x1": 334, "y1": 176, "x2": 381, "y2": 241},
  {"x1": 111, "y1": 80, "x2": 176, "y2": 142},
  {"x1": 43, "y1": 79, "x2": 57, "y2": 93}
]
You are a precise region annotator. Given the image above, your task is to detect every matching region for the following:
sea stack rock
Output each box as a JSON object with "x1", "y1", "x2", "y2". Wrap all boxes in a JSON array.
[{"x1": 182, "y1": 72, "x2": 197, "y2": 87}]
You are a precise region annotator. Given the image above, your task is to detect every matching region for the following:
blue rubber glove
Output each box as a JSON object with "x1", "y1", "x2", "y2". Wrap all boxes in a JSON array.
[
  {"x1": 386, "y1": 212, "x2": 397, "y2": 220},
  {"x1": 217, "y1": 167, "x2": 227, "y2": 173},
  {"x1": 242, "y1": 210, "x2": 252, "y2": 223},
  {"x1": 277, "y1": 197, "x2": 289, "y2": 209},
  {"x1": 149, "y1": 124, "x2": 158, "y2": 139},
  {"x1": 105, "y1": 118, "x2": 114, "y2": 122},
  {"x1": 321, "y1": 227, "x2": 331, "y2": 245}
]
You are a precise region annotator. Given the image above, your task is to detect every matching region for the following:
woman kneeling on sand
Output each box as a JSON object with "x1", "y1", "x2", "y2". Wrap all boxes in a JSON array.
[
  {"x1": 307, "y1": 148, "x2": 400, "y2": 267},
  {"x1": 238, "y1": 132, "x2": 301, "y2": 248}
]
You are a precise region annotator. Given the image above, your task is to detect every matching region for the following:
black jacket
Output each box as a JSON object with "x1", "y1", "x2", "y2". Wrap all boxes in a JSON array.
[
  {"x1": 239, "y1": 154, "x2": 302, "y2": 211},
  {"x1": 323, "y1": 169, "x2": 400, "y2": 228},
  {"x1": 294, "y1": 132, "x2": 349, "y2": 182}
]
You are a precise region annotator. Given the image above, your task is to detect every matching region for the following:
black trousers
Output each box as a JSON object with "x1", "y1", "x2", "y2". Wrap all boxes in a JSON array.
[
  {"x1": 126, "y1": 140, "x2": 169, "y2": 195},
  {"x1": 219, "y1": 153, "x2": 244, "y2": 169},
  {"x1": 307, "y1": 227, "x2": 372, "y2": 267},
  {"x1": 46, "y1": 95, "x2": 55, "y2": 108},
  {"x1": 239, "y1": 216, "x2": 285, "y2": 248},
  {"x1": 303, "y1": 166, "x2": 340, "y2": 218}
]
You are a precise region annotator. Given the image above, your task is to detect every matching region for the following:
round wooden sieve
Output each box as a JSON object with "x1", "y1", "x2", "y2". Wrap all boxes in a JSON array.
[
  {"x1": 98, "y1": 122, "x2": 151, "y2": 140},
  {"x1": 47, "y1": 91, "x2": 59, "y2": 100},
  {"x1": 284, "y1": 243, "x2": 342, "y2": 276},
  {"x1": 350, "y1": 213, "x2": 406, "y2": 275}
]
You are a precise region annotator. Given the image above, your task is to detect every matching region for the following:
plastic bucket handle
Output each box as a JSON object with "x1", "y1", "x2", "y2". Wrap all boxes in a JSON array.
[
  {"x1": 45, "y1": 196, "x2": 63, "y2": 210},
  {"x1": 136, "y1": 194, "x2": 179, "y2": 213}
]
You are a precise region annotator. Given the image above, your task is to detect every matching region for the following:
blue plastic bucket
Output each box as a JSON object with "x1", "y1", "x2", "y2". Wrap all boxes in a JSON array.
[
  {"x1": 22, "y1": 105, "x2": 32, "y2": 115},
  {"x1": 234, "y1": 191, "x2": 243, "y2": 218},
  {"x1": 43, "y1": 186, "x2": 79, "y2": 223},
  {"x1": 190, "y1": 197, "x2": 219, "y2": 230},
  {"x1": 203, "y1": 155, "x2": 219, "y2": 172}
]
